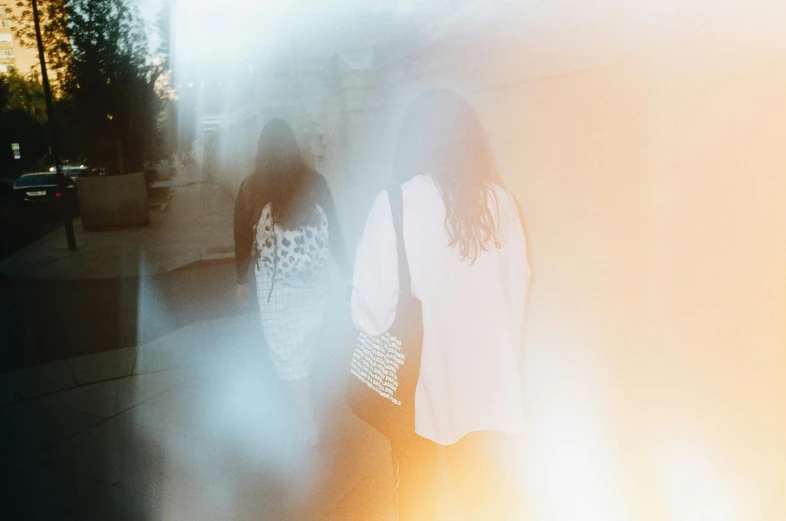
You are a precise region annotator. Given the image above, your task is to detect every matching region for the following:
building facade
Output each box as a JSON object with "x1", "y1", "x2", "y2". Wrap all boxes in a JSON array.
[{"x1": 0, "y1": 2, "x2": 39, "y2": 76}]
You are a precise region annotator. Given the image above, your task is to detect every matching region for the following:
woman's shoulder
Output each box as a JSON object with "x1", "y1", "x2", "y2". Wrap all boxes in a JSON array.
[
  {"x1": 399, "y1": 174, "x2": 439, "y2": 199},
  {"x1": 490, "y1": 183, "x2": 525, "y2": 236},
  {"x1": 237, "y1": 175, "x2": 259, "y2": 208},
  {"x1": 237, "y1": 176, "x2": 250, "y2": 195},
  {"x1": 489, "y1": 182, "x2": 518, "y2": 209},
  {"x1": 306, "y1": 170, "x2": 331, "y2": 198},
  {"x1": 307, "y1": 169, "x2": 327, "y2": 185},
  {"x1": 240, "y1": 172, "x2": 260, "y2": 189},
  {"x1": 403, "y1": 174, "x2": 433, "y2": 188}
]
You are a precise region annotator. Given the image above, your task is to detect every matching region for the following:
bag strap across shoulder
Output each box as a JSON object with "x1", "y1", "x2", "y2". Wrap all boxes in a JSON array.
[{"x1": 387, "y1": 185, "x2": 412, "y2": 296}]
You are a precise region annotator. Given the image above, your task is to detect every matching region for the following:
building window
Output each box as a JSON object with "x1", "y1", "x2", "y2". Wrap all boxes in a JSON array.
[
  {"x1": 0, "y1": 49, "x2": 12, "y2": 57},
  {"x1": 0, "y1": 20, "x2": 9, "y2": 28},
  {"x1": 0, "y1": 34, "x2": 10, "y2": 43}
]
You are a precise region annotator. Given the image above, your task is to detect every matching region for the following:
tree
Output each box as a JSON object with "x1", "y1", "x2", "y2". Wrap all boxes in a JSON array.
[
  {"x1": 0, "y1": 74, "x2": 7, "y2": 108},
  {"x1": 66, "y1": 0, "x2": 163, "y2": 173},
  {"x1": 147, "y1": 0, "x2": 177, "y2": 166},
  {"x1": 0, "y1": 70, "x2": 47, "y2": 122},
  {"x1": 9, "y1": 0, "x2": 170, "y2": 174},
  {"x1": 10, "y1": 0, "x2": 72, "y2": 90},
  {"x1": 0, "y1": 72, "x2": 49, "y2": 174}
]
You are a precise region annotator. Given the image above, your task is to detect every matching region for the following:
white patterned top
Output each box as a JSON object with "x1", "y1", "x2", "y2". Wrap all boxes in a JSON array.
[{"x1": 255, "y1": 203, "x2": 330, "y2": 287}]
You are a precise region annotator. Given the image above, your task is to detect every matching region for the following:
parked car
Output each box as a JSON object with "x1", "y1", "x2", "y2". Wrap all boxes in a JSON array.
[
  {"x1": 13, "y1": 172, "x2": 79, "y2": 219},
  {"x1": 64, "y1": 166, "x2": 90, "y2": 178},
  {"x1": 49, "y1": 165, "x2": 91, "y2": 178},
  {"x1": 0, "y1": 181, "x2": 34, "y2": 254}
]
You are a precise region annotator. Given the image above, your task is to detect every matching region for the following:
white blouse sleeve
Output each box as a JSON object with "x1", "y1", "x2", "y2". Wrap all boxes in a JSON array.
[
  {"x1": 500, "y1": 191, "x2": 530, "y2": 347},
  {"x1": 351, "y1": 190, "x2": 399, "y2": 336}
]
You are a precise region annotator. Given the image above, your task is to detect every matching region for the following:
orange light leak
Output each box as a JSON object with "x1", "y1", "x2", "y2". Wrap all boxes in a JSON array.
[{"x1": 155, "y1": 1, "x2": 786, "y2": 519}]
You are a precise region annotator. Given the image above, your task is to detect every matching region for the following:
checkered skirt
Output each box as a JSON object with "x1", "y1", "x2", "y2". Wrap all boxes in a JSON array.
[{"x1": 255, "y1": 267, "x2": 328, "y2": 381}]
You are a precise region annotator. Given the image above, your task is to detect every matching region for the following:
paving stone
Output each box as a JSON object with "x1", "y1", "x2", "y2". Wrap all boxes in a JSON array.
[
  {"x1": 0, "y1": 361, "x2": 76, "y2": 404},
  {"x1": 35, "y1": 416, "x2": 165, "y2": 485},
  {"x1": 67, "y1": 348, "x2": 136, "y2": 386},
  {"x1": 0, "y1": 403, "x2": 104, "y2": 464},
  {"x1": 41, "y1": 376, "x2": 175, "y2": 419}
]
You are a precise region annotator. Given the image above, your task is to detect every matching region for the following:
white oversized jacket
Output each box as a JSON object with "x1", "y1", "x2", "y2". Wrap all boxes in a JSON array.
[{"x1": 351, "y1": 174, "x2": 530, "y2": 446}]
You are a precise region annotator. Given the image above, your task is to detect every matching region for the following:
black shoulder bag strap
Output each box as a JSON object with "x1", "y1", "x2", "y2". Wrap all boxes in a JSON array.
[{"x1": 387, "y1": 184, "x2": 412, "y2": 298}]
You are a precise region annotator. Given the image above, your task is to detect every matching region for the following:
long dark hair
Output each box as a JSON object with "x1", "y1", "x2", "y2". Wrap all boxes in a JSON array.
[
  {"x1": 393, "y1": 90, "x2": 504, "y2": 263},
  {"x1": 247, "y1": 118, "x2": 318, "y2": 229}
]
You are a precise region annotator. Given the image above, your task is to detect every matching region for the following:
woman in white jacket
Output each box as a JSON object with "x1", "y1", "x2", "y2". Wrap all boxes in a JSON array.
[{"x1": 351, "y1": 90, "x2": 530, "y2": 521}]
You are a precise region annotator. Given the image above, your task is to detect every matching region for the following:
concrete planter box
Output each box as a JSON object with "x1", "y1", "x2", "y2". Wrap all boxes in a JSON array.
[{"x1": 76, "y1": 172, "x2": 149, "y2": 229}]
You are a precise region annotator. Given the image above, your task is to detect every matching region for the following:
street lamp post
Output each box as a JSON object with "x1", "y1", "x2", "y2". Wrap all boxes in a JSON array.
[{"x1": 31, "y1": 0, "x2": 76, "y2": 251}]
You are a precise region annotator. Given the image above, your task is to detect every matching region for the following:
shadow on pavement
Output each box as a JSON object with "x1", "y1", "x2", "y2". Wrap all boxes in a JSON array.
[{"x1": 0, "y1": 259, "x2": 242, "y2": 372}]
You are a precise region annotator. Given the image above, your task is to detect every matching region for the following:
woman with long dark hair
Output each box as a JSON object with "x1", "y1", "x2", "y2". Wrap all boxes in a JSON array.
[
  {"x1": 234, "y1": 118, "x2": 349, "y2": 447},
  {"x1": 351, "y1": 91, "x2": 530, "y2": 520}
]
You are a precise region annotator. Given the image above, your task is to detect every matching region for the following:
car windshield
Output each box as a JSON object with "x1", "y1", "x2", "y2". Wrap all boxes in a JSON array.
[{"x1": 14, "y1": 174, "x2": 59, "y2": 188}]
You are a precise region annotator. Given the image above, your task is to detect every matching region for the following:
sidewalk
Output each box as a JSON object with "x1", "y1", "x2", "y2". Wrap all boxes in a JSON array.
[
  {"x1": 0, "y1": 166, "x2": 241, "y2": 369},
  {"x1": 0, "y1": 315, "x2": 395, "y2": 521},
  {"x1": 0, "y1": 167, "x2": 398, "y2": 520},
  {"x1": 0, "y1": 166, "x2": 234, "y2": 281}
]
